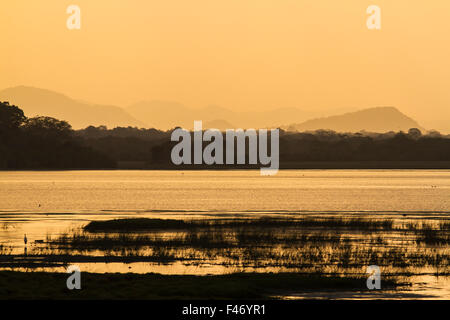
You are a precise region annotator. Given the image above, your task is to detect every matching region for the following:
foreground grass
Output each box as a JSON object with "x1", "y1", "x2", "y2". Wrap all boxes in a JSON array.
[
  {"x1": 0, "y1": 271, "x2": 400, "y2": 300},
  {"x1": 2, "y1": 217, "x2": 447, "y2": 280},
  {"x1": 40, "y1": 217, "x2": 449, "y2": 272}
]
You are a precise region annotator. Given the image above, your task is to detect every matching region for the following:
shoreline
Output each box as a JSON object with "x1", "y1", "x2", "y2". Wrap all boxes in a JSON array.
[{"x1": 2, "y1": 161, "x2": 450, "y2": 171}]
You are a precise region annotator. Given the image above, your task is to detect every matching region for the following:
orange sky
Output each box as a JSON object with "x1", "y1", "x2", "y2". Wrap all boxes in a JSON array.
[{"x1": 1, "y1": 0, "x2": 450, "y2": 130}]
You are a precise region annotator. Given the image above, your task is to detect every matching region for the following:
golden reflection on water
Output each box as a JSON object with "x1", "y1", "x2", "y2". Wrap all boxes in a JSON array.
[
  {"x1": 0, "y1": 170, "x2": 449, "y2": 299},
  {"x1": 279, "y1": 275, "x2": 450, "y2": 300}
]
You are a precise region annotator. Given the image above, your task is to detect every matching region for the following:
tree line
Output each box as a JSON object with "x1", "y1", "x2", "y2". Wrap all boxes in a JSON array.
[
  {"x1": 2, "y1": 101, "x2": 450, "y2": 169},
  {"x1": 0, "y1": 101, "x2": 113, "y2": 169}
]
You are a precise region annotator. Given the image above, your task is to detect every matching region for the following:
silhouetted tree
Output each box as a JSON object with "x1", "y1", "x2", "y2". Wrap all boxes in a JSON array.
[
  {"x1": 23, "y1": 116, "x2": 72, "y2": 140},
  {"x1": 0, "y1": 101, "x2": 26, "y2": 131},
  {"x1": 0, "y1": 104, "x2": 115, "y2": 169},
  {"x1": 408, "y1": 128, "x2": 422, "y2": 139}
]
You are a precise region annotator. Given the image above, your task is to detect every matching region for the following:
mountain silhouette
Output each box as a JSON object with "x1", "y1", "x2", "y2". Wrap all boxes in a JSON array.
[
  {"x1": 284, "y1": 107, "x2": 424, "y2": 133},
  {"x1": 0, "y1": 86, "x2": 424, "y2": 133},
  {"x1": 127, "y1": 100, "x2": 202, "y2": 129},
  {"x1": 0, "y1": 86, "x2": 145, "y2": 129},
  {"x1": 127, "y1": 101, "x2": 316, "y2": 129},
  {"x1": 203, "y1": 119, "x2": 235, "y2": 130}
]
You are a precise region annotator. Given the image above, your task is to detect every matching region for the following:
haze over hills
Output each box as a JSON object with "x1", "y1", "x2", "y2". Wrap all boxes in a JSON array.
[
  {"x1": 203, "y1": 119, "x2": 235, "y2": 130},
  {"x1": 127, "y1": 101, "x2": 316, "y2": 129},
  {"x1": 0, "y1": 86, "x2": 426, "y2": 133},
  {"x1": 284, "y1": 107, "x2": 424, "y2": 133},
  {"x1": 0, "y1": 86, "x2": 146, "y2": 129},
  {"x1": 0, "y1": 86, "x2": 315, "y2": 130}
]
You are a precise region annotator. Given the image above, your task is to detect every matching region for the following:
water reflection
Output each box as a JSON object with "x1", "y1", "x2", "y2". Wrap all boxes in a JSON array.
[{"x1": 0, "y1": 170, "x2": 449, "y2": 299}]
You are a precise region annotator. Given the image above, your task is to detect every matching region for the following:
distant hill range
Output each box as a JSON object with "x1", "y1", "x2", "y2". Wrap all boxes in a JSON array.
[
  {"x1": 126, "y1": 101, "x2": 317, "y2": 130},
  {"x1": 0, "y1": 86, "x2": 424, "y2": 132},
  {"x1": 203, "y1": 119, "x2": 235, "y2": 130},
  {"x1": 0, "y1": 86, "x2": 145, "y2": 129},
  {"x1": 0, "y1": 86, "x2": 317, "y2": 129},
  {"x1": 283, "y1": 107, "x2": 424, "y2": 133}
]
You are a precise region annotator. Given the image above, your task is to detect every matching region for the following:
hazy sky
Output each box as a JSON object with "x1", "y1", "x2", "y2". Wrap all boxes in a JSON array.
[{"x1": 1, "y1": 1, "x2": 450, "y2": 129}]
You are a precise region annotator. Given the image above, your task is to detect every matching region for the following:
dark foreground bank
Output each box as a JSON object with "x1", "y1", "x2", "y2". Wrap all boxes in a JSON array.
[{"x1": 0, "y1": 271, "x2": 401, "y2": 300}]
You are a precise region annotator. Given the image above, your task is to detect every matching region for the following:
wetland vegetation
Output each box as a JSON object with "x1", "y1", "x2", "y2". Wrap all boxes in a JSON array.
[{"x1": 1, "y1": 217, "x2": 448, "y2": 277}]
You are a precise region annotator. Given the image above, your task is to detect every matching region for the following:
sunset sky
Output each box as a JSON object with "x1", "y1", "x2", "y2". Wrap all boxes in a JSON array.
[{"x1": 1, "y1": 0, "x2": 450, "y2": 130}]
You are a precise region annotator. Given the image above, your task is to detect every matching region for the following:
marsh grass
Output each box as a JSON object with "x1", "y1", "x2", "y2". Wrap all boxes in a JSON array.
[
  {"x1": 3, "y1": 216, "x2": 442, "y2": 276},
  {"x1": 0, "y1": 244, "x2": 12, "y2": 256},
  {"x1": 1, "y1": 217, "x2": 448, "y2": 277}
]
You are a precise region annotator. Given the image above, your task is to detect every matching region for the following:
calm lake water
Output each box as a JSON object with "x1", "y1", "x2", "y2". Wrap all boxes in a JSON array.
[
  {"x1": 1, "y1": 169, "x2": 450, "y2": 212},
  {"x1": 0, "y1": 170, "x2": 449, "y2": 299}
]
